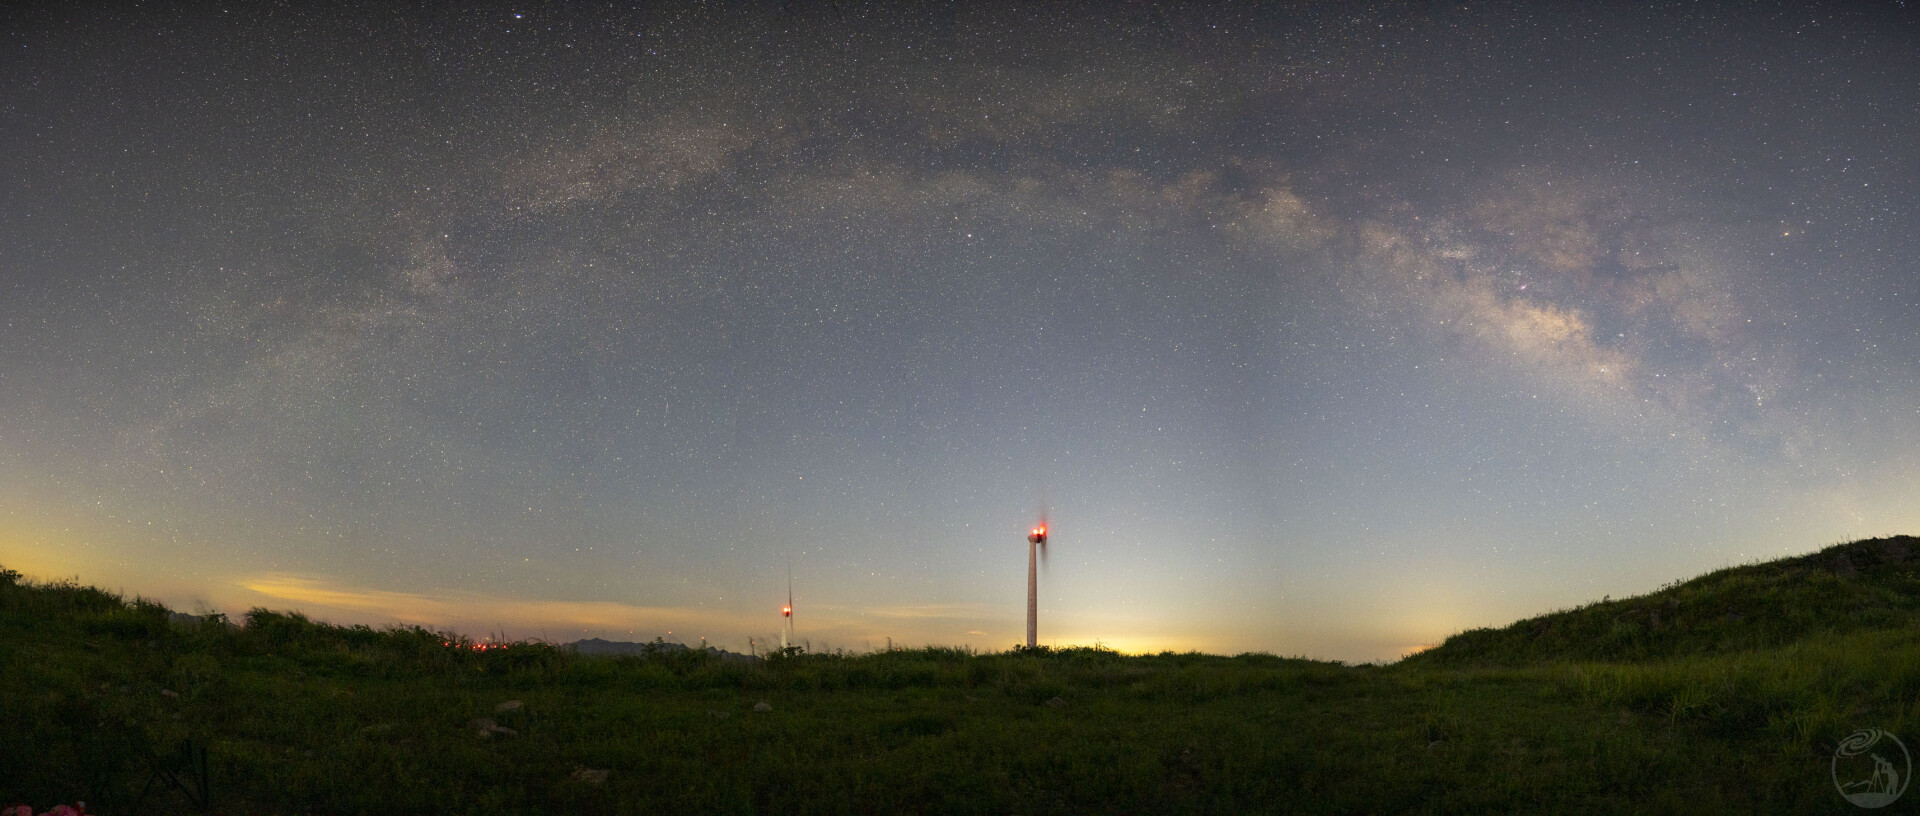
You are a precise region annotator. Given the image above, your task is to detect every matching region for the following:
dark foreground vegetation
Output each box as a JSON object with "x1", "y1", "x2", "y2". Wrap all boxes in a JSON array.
[{"x1": 5, "y1": 536, "x2": 1918, "y2": 814}]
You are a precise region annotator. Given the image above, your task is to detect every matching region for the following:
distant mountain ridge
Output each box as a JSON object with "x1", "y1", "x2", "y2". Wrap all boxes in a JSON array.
[
  {"x1": 569, "y1": 637, "x2": 759, "y2": 662},
  {"x1": 1405, "y1": 535, "x2": 1920, "y2": 667}
]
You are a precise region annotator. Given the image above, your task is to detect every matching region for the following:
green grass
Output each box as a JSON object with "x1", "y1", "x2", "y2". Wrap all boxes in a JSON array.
[
  {"x1": 1405, "y1": 536, "x2": 1920, "y2": 667},
  {"x1": 5, "y1": 538, "x2": 1918, "y2": 814}
]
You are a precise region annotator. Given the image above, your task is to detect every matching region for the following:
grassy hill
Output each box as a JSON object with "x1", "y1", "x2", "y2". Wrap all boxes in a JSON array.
[
  {"x1": 4, "y1": 538, "x2": 1919, "y2": 814},
  {"x1": 1406, "y1": 535, "x2": 1920, "y2": 667}
]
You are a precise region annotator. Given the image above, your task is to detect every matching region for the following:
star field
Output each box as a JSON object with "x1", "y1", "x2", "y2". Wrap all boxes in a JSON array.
[{"x1": 3, "y1": 3, "x2": 1918, "y2": 661}]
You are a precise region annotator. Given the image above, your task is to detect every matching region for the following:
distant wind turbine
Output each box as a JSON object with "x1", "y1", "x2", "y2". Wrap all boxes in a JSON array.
[
  {"x1": 1026, "y1": 513, "x2": 1049, "y2": 648},
  {"x1": 781, "y1": 562, "x2": 794, "y2": 651}
]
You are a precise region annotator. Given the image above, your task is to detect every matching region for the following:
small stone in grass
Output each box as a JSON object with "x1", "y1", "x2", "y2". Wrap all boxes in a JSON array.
[
  {"x1": 496, "y1": 700, "x2": 522, "y2": 713},
  {"x1": 1045, "y1": 696, "x2": 1069, "y2": 708},
  {"x1": 467, "y1": 717, "x2": 515, "y2": 738},
  {"x1": 753, "y1": 701, "x2": 772, "y2": 711}
]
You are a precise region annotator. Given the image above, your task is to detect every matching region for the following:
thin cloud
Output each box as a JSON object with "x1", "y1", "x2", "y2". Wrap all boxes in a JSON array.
[{"x1": 238, "y1": 574, "x2": 765, "y2": 636}]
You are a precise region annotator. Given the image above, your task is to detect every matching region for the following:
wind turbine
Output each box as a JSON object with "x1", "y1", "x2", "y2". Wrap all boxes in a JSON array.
[
  {"x1": 1026, "y1": 513, "x2": 1048, "y2": 648},
  {"x1": 781, "y1": 563, "x2": 794, "y2": 651}
]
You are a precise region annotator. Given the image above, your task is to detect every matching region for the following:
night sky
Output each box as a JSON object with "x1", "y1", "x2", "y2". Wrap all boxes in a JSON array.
[{"x1": 5, "y1": 3, "x2": 1918, "y2": 662}]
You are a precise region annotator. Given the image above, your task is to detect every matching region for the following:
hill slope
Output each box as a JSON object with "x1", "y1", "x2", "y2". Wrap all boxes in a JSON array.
[
  {"x1": 1404, "y1": 535, "x2": 1920, "y2": 667},
  {"x1": 5, "y1": 541, "x2": 1919, "y2": 812}
]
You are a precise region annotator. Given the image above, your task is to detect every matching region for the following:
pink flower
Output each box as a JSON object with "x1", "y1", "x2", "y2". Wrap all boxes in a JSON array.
[
  {"x1": 46, "y1": 807, "x2": 84, "y2": 816},
  {"x1": 4, "y1": 806, "x2": 33, "y2": 816}
]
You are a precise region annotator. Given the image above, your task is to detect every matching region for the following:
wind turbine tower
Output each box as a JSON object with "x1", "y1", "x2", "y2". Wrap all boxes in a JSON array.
[
  {"x1": 1026, "y1": 522, "x2": 1048, "y2": 648},
  {"x1": 781, "y1": 566, "x2": 794, "y2": 651}
]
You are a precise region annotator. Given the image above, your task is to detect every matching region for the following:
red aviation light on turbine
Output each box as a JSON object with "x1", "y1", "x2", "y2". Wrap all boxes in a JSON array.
[
  {"x1": 783, "y1": 605, "x2": 792, "y2": 617},
  {"x1": 1028, "y1": 526, "x2": 1047, "y2": 545}
]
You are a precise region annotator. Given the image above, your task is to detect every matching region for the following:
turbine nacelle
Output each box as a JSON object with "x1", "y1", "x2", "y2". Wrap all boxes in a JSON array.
[{"x1": 1028, "y1": 526, "x2": 1047, "y2": 545}]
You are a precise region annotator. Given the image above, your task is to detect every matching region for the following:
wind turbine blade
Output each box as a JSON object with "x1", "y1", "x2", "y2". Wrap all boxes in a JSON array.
[{"x1": 1040, "y1": 504, "x2": 1051, "y2": 570}]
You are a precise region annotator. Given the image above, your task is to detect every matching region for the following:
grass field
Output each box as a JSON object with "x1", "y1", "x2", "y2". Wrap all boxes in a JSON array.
[{"x1": 5, "y1": 536, "x2": 1918, "y2": 814}]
